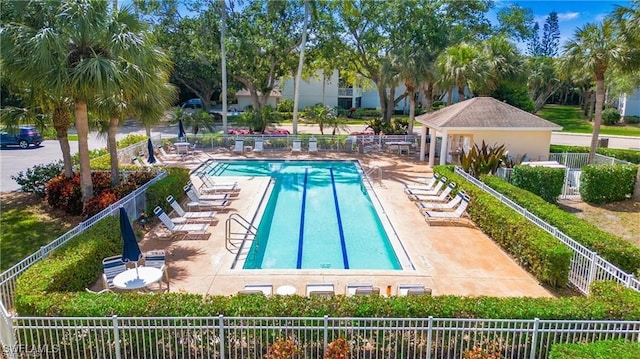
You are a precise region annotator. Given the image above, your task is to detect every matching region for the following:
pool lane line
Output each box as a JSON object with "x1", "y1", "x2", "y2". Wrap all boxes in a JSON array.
[
  {"x1": 329, "y1": 168, "x2": 350, "y2": 269},
  {"x1": 296, "y1": 168, "x2": 309, "y2": 269}
]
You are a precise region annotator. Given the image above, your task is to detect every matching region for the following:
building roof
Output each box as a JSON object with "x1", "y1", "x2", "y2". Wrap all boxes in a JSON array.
[
  {"x1": 235, "y1": 88, "x2": 282, "y2": 98},
  {"x1": 415, "y1": 97, "x2": 562, "y2": 131}
]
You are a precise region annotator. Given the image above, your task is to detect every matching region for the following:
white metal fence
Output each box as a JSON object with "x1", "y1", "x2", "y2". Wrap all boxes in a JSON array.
[
  {"x1": 454, "y1": 167, "x2": 640, "y2": 295},
  {"x1": 5, "y1": 316, "x2": 640, "y2": 359},
  {"x1": 495, "y1": 153, "x2": 635, "y2": 199},
  {"x1": 186, "y1": 134, "x2": 419, "y2": 154},
  {"x1": 0, "y1": 171, "x2": 167, "y2": 349}
]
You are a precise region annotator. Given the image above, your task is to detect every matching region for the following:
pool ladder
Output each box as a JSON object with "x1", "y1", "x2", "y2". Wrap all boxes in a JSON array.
[
  {"x1": 225, "y1": 213, "x2": 257, "y2": 252},
  {"x1": 363, "y1": 165, "x2": 382, "y2": 186}
]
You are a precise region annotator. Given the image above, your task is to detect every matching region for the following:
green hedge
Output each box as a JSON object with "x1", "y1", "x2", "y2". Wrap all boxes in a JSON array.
[
  {"x1": 549, "y1": 340, "x2": 640, "y2": 359},
  {"x1": 512, "y1": 166, "x2": 565, "y2": 203},
  {"x1": 144, "y1": 167, "x2": 190, "y2": 214},
  {"x1": 550, "y1": 145, "x2": 640, "y2": 164},
  {"x1": 434, "y1": 166, "x2": 571, "y2": 287},
  {"x1": 482, "y1": 175, "x2": 640, "y2": 276},
  {"x1": 580, "y1": 164, "x2": 638, "y2": 204}
]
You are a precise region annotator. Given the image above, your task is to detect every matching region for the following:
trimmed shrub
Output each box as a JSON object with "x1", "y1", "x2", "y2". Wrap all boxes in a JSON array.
[
  {"x1": 601, "y1": 108, "x2": 621, "y2": 125},
  {"x1": 482, "y1": 175, "x2": 640, "y2": 275},
  {"x1": 145, "y1": 166, "x2": 190, "y2": 214},
  {"x1": 511, "y1": 166, "x2": 564, "y2": 203},
  {"x1": 549, "y1": 340, "x2": 640, "y2": 359},
  {"x1": 623, "y1": 115, "x2": 640, "y2": 124},
  {"x1": 550, "y1": 145, "x2": 640, "y2": 164},
  {"x1": 276, "y1": 98, "x2": 294, "y2": 112},
  {"x1": 434, "y1": 166, "x2": 571, "y2": 287},
  {"x1": 580, "y1": 164, "x2": 637, "y2": 204},
  {"x1": 11, "y1": 160, "x2": 64, "y2": 198}
]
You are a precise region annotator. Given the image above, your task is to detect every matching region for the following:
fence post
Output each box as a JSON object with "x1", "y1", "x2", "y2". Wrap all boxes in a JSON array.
[
  {"x1": 218, "y1": 315, "x2": 225, "y2": 358},
  {"x1": 529, "y1": 318, "x2": 539, "y2": 359},
  {"x1": 587, "y1": 251, "x2": 598, "y2": 294},
  {"x1": 426, "y1": 316, "x2": 433, "y2": 359},
  {"x1": 112, "y1": 315, "x2": 121, "y2": 359},
  {"x1": 323, "y1": 315, "x2": 329, "y2": 354},
  {"x1": 627, "y1": 274, "x2": 636, "y2": 288}
]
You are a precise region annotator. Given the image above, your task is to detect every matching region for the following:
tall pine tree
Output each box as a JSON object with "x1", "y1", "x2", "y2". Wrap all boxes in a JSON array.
[
  {"x1": 541, "y1": 11, "x2": 560, "y2": 57},
  {"x1": 527, "y1": 22, "x2": 541, "y2": 56}
]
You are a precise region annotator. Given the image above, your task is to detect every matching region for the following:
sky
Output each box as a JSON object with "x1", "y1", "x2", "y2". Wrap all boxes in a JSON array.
[{"x1": 491, "y1": 0, "x2": 633, "y2": 49}]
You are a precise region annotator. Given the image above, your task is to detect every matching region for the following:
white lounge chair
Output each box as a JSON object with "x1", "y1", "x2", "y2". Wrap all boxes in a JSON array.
[
  {"x1": 184, "y1": 183, "x2": 230, "y2": 201},
  {"x1": 158, "y1": 146, "x2": 182, "y2": 161},
  {"x1": 346, "y1": 283, "x2": 380, "y2": 296},
  {"x1": 195, "y1": 174, "x2": 240, "y2": 193},
  {"x1": 166, "y1": 195, "x2": 218, "y2": 223},
  {"x1": 233, "y1": 139, "x2": 244, "y2": 153},
  {"x1": 415, "y1": 191, "x2": 465, "y2": 211},
  {"x1": 306, "y1": 283, "x2": 334, "y2": 297},
  {"x1": 403, "y1": 173, "x2": 440, "y2": 190},
  {"x1": 404, "y1": 176, "x2": 447, "y2": 196},
  {"x1": 407, "y1": 182, "x2": 456, "y2": 202},
  {"x1": 183, "y1": 188, "x2": 230, "y2": 210},
  {"x1": 292, "y1": 139, "x2": 302, "y2": 153},
  {"x1": 308, "y1": 138, "x2": 318, "y2": 153},
  {"x1": 423, "y1": 194, "x2": 471, "y2": 225},
  {"x1": 239, "y1": 283, "x2": 273, "y2": 296},
  {"x1": 153, "y1": 207, "x2": 210, "y2": 238},
  {"x1": 253, "y1": 139, "x2": 264, "y2": 153},
  {"x1": 398, "y1": 284, "x2": 432, "y2": 296}
]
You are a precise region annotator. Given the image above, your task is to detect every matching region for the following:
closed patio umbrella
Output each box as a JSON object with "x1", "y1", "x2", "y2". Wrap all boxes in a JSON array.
[
  {"x1": 120, "y1": 207, "x2": 142, "y2": 277},
  {"x1": 178, "y1": 119, "x2": 186, "y2": 141},
  {"x1": 147, "y1": 138, "x2": 156, "y2": 164}
]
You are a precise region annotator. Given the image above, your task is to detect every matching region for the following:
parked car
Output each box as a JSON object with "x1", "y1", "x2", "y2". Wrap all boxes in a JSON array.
[{"x1": 0, "y1": 126, "x2": 43, "y2": 148}]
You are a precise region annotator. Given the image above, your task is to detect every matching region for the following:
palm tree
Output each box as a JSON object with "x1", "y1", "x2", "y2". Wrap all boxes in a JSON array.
[
  {"x1": 436, "y1": 42, "x2": 483, "y2": 102},
  {"x1": 563, "y1": 20, "x2": 626, "y2": 163},
  {"x1": 1, "y1": 2, "x2": 76, "y2": 179}
]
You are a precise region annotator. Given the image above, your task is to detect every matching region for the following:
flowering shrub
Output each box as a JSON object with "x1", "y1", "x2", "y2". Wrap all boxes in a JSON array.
[
  {"x1": 83, "y1": 190, "x2": 118, "y2": 218},
  {"x1": 11, "y1": 160, "x2": 64, "y2": 198},
  {"x1": 325, "y1": 338, "x2": 349, "y2": 359},
  {"x1": 46, "y1": 173, "x2": 83, "y2": 215},
  {"x1": 264, "y1": 339, "x2": 299, "y2": 359}
]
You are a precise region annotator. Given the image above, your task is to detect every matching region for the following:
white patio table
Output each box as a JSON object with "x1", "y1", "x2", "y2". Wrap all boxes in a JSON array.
[{"x1": 113, "y1": 266, "x2": 163, "y2": 291}]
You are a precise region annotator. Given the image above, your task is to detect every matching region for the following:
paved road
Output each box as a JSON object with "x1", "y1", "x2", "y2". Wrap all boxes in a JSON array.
[{"x1": 1, "y1": 123, "x2": 638, "y2": 192}]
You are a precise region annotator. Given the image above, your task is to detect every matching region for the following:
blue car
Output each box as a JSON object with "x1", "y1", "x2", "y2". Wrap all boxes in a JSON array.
[{"x1": 0, "y1": 126, "x2": 43, "y2": 149}]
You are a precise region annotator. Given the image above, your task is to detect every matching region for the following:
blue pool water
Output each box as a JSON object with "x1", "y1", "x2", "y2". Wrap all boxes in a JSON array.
[{"x1": 207, "y1": 160, "x2": 401, "y2": 270}]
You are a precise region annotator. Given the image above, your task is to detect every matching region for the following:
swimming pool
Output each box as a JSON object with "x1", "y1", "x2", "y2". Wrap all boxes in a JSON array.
[{"x1": 207, "y1": 160, "x2": 402, "y2": 270}]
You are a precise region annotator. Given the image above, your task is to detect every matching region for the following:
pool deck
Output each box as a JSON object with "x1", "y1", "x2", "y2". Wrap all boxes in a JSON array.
[{"x1": 133, "y1": 150, "x2": 553, "y2": 298}]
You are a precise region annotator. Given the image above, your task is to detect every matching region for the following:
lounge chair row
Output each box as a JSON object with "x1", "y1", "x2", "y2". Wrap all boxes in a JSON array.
[
  {"x1": 237, "y1": 283, "x2": 432, "y2": 296},
  {"x1": 404, "y1": 175, "x2": 471, "y2": 225},
  {"x1": 153, "y1": 173, "x2": 243, "y2": 239},
  {"x1": 232, "y1": 138, "x2": 318, "y2": 154}
]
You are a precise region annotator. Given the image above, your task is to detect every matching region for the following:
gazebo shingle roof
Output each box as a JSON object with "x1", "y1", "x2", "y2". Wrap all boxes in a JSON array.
[{"x1": 415, "y1": 97, "x2": 562, "y2": 130}]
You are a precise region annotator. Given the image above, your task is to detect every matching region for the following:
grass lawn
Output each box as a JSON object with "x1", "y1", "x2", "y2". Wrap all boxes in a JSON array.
[
  {"x1": 0, "y1": 193, "x2": 80, "y2": 271},
  {"x1": 537, "y1": 104, "x2": 640, "y2": 136}
]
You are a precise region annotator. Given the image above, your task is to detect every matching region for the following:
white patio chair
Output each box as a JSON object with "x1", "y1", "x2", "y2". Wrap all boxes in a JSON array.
[
  {"x1": 292, "y1": 139, "x2": 302, "y2": 153},
  {"x1": 233, "y1": 139, "x2": 244, "y2": 153},
  {"x1": 101, "y1": 255, "x2": 126, "y2": 290},
  {"x1": 253, "y1": 139, "x2": 264, "y2": 153},
  {"x1": 308, "y1": 138, "x2": 318, "y2": 153},
  {"x1": 144, "y1": 249, "x2": 170, "y2": 291}
]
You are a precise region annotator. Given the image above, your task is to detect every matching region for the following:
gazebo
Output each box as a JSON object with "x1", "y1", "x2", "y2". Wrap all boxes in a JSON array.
[{"x1": 415, "y1": 97, "x2": 562, "y2": 166}]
